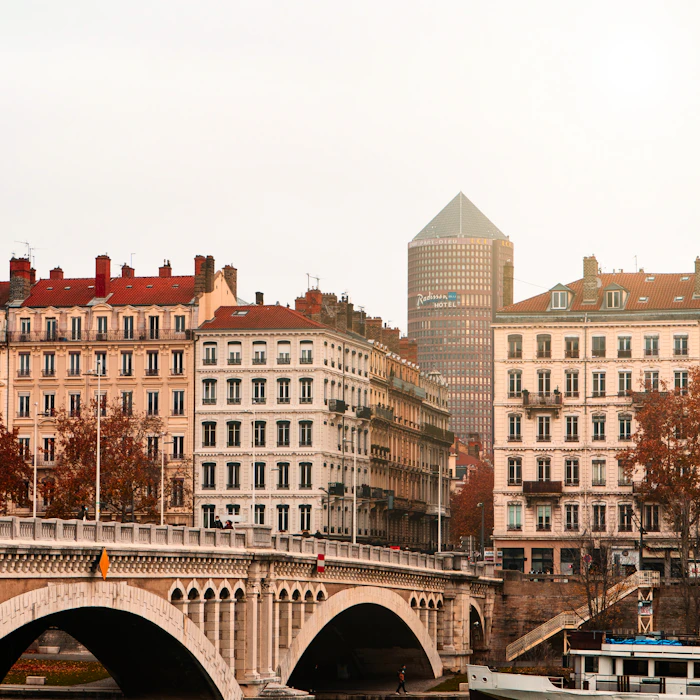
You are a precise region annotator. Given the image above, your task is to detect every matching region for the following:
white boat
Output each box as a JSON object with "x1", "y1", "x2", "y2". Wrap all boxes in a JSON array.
[{"x1": 468, "y1": 631, "x2": 700, "y2": 699}]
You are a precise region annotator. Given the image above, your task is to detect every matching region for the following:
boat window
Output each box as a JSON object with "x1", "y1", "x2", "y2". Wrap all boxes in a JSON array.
[
  {"x1": 585, "y1": 657, "x2": 599, "y2": 673},
  {"x1": 623, "y1": 659, "x2": 648, "y2": 676},
  {"x1": 657, "y1": 660, "x2": 687, "y2": 678}
]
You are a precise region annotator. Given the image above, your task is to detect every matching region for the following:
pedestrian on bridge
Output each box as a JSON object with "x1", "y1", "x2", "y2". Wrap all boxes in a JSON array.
[{"x1": 395, "y1": 665, "x2": 407, "y2": 694}]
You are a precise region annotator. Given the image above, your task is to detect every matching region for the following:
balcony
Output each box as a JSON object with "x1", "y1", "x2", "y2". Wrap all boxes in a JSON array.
[
  {"x1": 522, "y1": 390, "x2": 562, "y2": 417},
  {"x1": 277, "y1": 356, "x2": 291, "y2": 365},
  {"x1": 523, "y1": 480, "x2": 562, "y2": 503},
  {"x1": 508, "y1": 391, "x2": 522, "y2": 399},
  {"x1": 329, "y1": 399, "x2": 347, "y2": 414},
  {"x1": 356, "y1": 406, "x2": 372, "y2": 420},
  {"x1": 68, "y1": 369, "x2": 81, "y2": 377},
  {"x1": 252, "y1": 357, "x2": 267, "y2": 365},
  {"x1": 618, "y1": 349, "x2": 632, "y2": 358},
  {"x1": 145, "y1": 369, "x2": 159, "y2": 377},
  {"x1": 565, "y1": 434, "x2": 579, "y2": 442},
  {"x1": 227, "y1": 398, "x2": 241, "y2": 405},
  {"x1": 421, "y1": 423, "x2": 455, "y2": 444},
  {"x1": 508, "y1": 351, "x2": 522, "y2": 359},
  {"x1": 171, "y1": 368, "x2": 184, "y2": 376},
  {"x1": 202, "y1": 358, "x2": 217, "y2": 366},
  {"x1": 202, "y1": 398, "x2": 217, "y2": 405},
  {"x1": 300, "y1": 356, "x2": 313, "y2": 364},
  {"x1": 565, "y1": 350, "x2": 579, "y2": 359},
  {"x1": 277, "y1": 397, "x2": 290, "y2": 404},
  {"x1": 507, "y1": 435, "x2": 522, "y2": 442},
  {"x1": 42, "y1": 369, "x2": 55, "y2": 377},
  {"x1": 537, "y1": 351, "x2": 551, "y2": 359},
  {"x1": 373, "y1": 404, "x2": 394, "y2": 422},
  {"x1": 9, "y1": 330, "x2": 190, "y2": 343},
  {"x1": 228, "y1": 357, "x2": 241, "y2": 365},
  {"x1": 565, "y1": 391, "x2": 579, "y2": 398},
  {"x1": 644, "y1": 348, "x2": 659, "y2": 357},
  {"x1": 536, "y1": 434, "x2": 551, "y2": 442},
  {"x1": 17, "y1": 370, "x2": 31, "y2": 378},
  {"x1": 121, "y1": 369, "x2": 134, "y2": 377}
]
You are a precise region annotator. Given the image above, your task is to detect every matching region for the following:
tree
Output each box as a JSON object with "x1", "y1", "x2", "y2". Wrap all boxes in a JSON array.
[
  {"x1": 450, "y1": 462, "x2": 494, "y2": 549},
  {"x1": 46, "y1": 400, "x2": 187, "y2": 521},
  {"x1": 0, "y1": 415, "x2": 32, "y2": 514},
  {"x1": 618, "y1": 366, "x2": 700, "y2": 631}
]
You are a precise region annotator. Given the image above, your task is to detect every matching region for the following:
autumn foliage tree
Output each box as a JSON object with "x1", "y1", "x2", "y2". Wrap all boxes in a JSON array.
[
  {"x1": 0, "y1": 415, "x2": 32, "y2": 514},
  {"x1": 46, "y1": 400, "x2": 186, "y2": 521},
  {"x1": 450, "y1": 463, "x2": 494, "y2": 550},
  {"x1": 618, "y1": 366, "x2": 700, "y2": 630}
]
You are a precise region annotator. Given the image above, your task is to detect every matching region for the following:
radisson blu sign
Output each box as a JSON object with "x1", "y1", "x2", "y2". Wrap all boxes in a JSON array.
[{"x1": 416, "y1": 292, "x2": 458, "y2": 309}]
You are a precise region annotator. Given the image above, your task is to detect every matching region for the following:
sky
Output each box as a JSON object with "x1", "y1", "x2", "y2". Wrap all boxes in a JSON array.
[{"x1": 3, "y1": 1, "x2": 700, "y2": 331}]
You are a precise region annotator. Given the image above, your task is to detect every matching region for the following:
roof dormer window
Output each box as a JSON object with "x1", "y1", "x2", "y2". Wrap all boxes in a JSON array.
[
  {"x1": 606, "y1": 290, "x2": 623, "y2": 309},
  {"x1": 645, "y1": 275, "x2": 655, "y2": 282},
  {"x1": 551, "y1": 290, "x2": 568, "y2": 310}
]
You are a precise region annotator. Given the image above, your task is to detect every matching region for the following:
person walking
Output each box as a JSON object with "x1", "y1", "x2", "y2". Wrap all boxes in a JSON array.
[
  {"x1": 395, "y1": 665, "x2": 407, "y2": 694},
  {"x1": 212, "y1": 515, "x2": 224, "y2": 529}
]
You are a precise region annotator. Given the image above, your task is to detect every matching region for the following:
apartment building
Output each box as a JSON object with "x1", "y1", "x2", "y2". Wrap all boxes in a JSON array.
[
  {"x1": 5, "y1": 254, "x2": 237, "y2": 523},
  {"x1": 493, "y1": 255, "x2": 700, "y2": 576},
  {"x1": 193, "y1": 304, "x2": 372, "y2": 535}
]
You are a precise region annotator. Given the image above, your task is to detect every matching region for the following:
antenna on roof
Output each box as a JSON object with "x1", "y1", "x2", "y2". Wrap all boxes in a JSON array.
[
  {"x1": 130, "y1": 253, "x2": 135, "y2": 267},
  {"x1": 634, "y1": 255, "x2": 638, "y2": 273},
  {"x1": 306, "y1": 273, "x2": 321, "y2": 291}
]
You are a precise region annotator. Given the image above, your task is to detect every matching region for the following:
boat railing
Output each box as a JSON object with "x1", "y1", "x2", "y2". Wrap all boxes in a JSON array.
[{"x1": 577, "y1": 674, "x2": 700, "y2": 695}]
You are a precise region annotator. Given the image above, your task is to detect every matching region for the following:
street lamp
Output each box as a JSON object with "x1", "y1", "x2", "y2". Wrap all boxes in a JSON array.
[
  {"x1": 240, "y1": 400, "x2": 259, "y2": 525},
  {"x1": 477, "y1": 502, "x2": 485, "y2": 560},
  {"x1": 343, "y1": 430, "x2": 359, "y2": 545},
  {"x1": 32, "y1": 405, "x2": 52, "y2": 519},
  {"x1": 159, "y1": 433, "x2": 173, "y2": 526},
  {"x1": 86, "y1": 358, "x2": 103, "y2": 521},
  {"x1": 437, "y1": 458, "x2": 442, "y2": 554}
]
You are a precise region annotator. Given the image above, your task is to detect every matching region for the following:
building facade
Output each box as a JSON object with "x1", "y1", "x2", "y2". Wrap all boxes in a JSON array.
[
  {"x1": 407, "y1": 192, "x2": 514, "y2": 452},
  {"x1": 5, "y1": 254, "x2": 237, "y2": 524},
  {"x1": 193, "y1": 304, "x2": 372, "y2": 535},
  {"x1": 492, "y1": 255, "x2": 700, "y2": 576}
]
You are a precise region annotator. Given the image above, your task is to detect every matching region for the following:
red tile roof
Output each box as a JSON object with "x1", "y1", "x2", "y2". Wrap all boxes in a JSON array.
[
  {"x1": 0, "y1": 282, "x2": 9, "y2": 307},
  {"x1": 200, "y1": 305, "x2": 327, "y2": 331},
  {"x1": 21, "y1": 276, "x2": 196, "y2": 308},
  {"x1": 500, "y1": 272, "x2": 700, "y2": 314}
]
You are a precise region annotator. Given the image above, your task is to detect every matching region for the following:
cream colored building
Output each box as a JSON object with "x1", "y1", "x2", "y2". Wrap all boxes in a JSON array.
[
  {"x1": 493, "y1": 255, "x2": 700, "y2": 576},
  {"x1": 5, "y1": 254, "x2": 236, "y2": 523}
]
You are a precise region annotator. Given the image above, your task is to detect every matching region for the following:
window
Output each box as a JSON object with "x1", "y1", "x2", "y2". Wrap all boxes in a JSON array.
[
  {"x1": 565, "y1": 415, "x2": 579, "y2": 442},
  {"x1": 277, "y1": 462, "x2": 290, "y2": 489},
  {"x1": 95, "y1": 316, "x2": 107, "y2": 340},
  {"x1": 675, "y1": 370, "x2": 689, "y2": 395},
  {"x1": 592, "y1": 336, "x2": 606, "y2": 358},
  {"x1": 95, "y1": 352, "x2": 107, "y2": 375},
  {"x1": 565, "y1": 370, "x2": 579, "y2": 398},
  {"x1": 507, "y1": 503, "x2": 522, "y2": 530},
  {"x1": 507, "y1": 334, "x2": 522, "y2": 359},
  {"x1": 619, "y1": 414, "x2": 632, "y2": 440},
  {"x1": 592, "y1": 372, "x2": 606, "y2": 397},
  {"x1": 147, "y1": 435, "x2": 159, "y2": 460},
  {"x1": 508, "y1": 371, "x2": 522, "y2": 398},
  {"x1": 507, "y1": 457, "x2": 522, "y2": 486},
  {"x1": 592, "y1": 414, "x2": 606, "y2": 441},
  {"x1": 69, "y1": 393, "x2": 81, "y2": 417},
  {"x1": 253, "y1": 342, "x2": 267, "y2": 365},
  {"x1": 551, "y1": 290, "x2": 568, "y2": 310},
  {"x1": 253, "y1": 379, "x2": 266, "y2": 403},
  {"x1": 254, "y1": 462, "x2": 265, "y2": 489},
  {"x1": 147, "y1": 391, "x2": 159, "y2": 416},
  {"x1": 203, "y1": 343, "x2": 217, "y2": 365},
  {"x1": 565, "y1": 337, "x2": 579, "y2": 358},
  {"x1": 644, "y1": 335, "x2": 659, "y2": 357},
  {"x1": 174, "y1": 315, "x2": 185, "y2": 333},
  {"x1": 300, "y1": 462, "x2": 312, "y2": 488},
  {"x1": 277, "y1": 378, "x2": 290, "y2": 404},
  {"x1": 202, "y1": 463, "x2": 216, "y2": 489},
  {"x1": 300, "y1": 378, "x2": 313, "y2": 404},
  {"x1": 299, "y1": 421, "x2": 313, "y2": 447},
  {"x1": 202, "y1": 422, "x2": 216, "y2": 447},
  {"x1": 148, "y1": 315, "x2": 160, "y2": 340},
  {"x1": 172, "y1": 390, "x2": 185, "y2": 416},
  {"x1": 18, "y1": 352, "x2": 30, "y2": 376},
  {"x1": 43, "y1": 393, "x2": 55, "y2": 416},
  {"x1": 227, "y1": 462, "x2": 240, "y2": 489},
  {"x1": 172, "y1": 350, "x2": 184, "y2": 375},
  {"x1": 171, "y1": 479, "x2": 184, "y2": 507},
  {"x1": 43, "y1": 437, "x2": 55, "y2": 464},
  {"x1": 537, "y1": 415, "x2": 551, "y2": 442},
  {"x1": 121, "y1": 352, "x2": 133, "y2": 376},
  {"x1": 45, "y1": 317, "x2": 57, "y2": 341},
  {"x1": 146, "y1": 351, "x2": 159, "y2": 376},
  {"x1": 619, "y1": 504, "x2": 634, "y2": 532},
  {"x1": 121, "y1": 391, "x2": 133, "y2": 415},
  {"x1": 508, "y1": 414, "x2": 522, "y2": 441},
  {"x1": 277, "y1": 504, "x2": 289, "y2": 531},
  {"x1": 537, "y1": 457, "x2": 551, "y2": 482},
  {"x1": 299, "y1": 504, "x2": 312, "y2": 531},
  {"x1": 565, "y1": 504, "x2": 579, "y2": 531},
  {"x1": 18, "y1": 438, "x2": 30, "y2": 461},
  {"x1": 172, "y1": 436, "x2": 184, "y2": 459},
  {"x1": 619, "y1": 371, "x2": 632, "y2": 396},
  {"x1": 606, "y1": 289, "x2": 623, "y2": 308},
  {"x1": 202, "y1": 379, "x2": 217, "y2": 404},
  {"x1": 537, "y1": 505, "x2": 551, "y2": 531},
  {"x1": 618, "y1": 336, "x2": 632, "y2": 358},
  {"x1": 20, "y1": 317, "x2": 31, "y2": 336},
  {"x1": 202, "y1": 504, "x2": 215, "y2": 528},
  {"x1": 592, "y1": 459, "x2": 606, "y2": 486},
  {"x1": 123, "y1": 316, "x2": 134, "y2": 340},
  {"x1": 644, "y1": 370, "x2": 659, "y2": 391},
  {"x1": 69, "y1": 352, "x2": 81, "y2": 376},
  {"x1": 537, "y1": 370, "x2": 551, "y2": 396},
  {"x1": 644, "y1": 504, "x2": 660, "y2": 532},
  {"x1": 300, "y1": 341, "x2": 313, "y2": 364},
  {"x1": 536, "y1": 334, "x2": 551, "y2": 359},
  {"x1": 227, "y1": 421, "x2": 241, "y2": 447},
  {"x1": 18, "y1": 395, "x2": 30, "y2": 418},
  {"x1": 565, "y1": 458, "x2": 579, "y2": 486},
  {"x1": 674, "y1": 335, "x2": 689, "y2": 356},
  {"x1": 618, "y1": 462, "x2": 631, "y2": 486},
  {"x1": 254, "y1": 420, "x2": 266, "y2": 447},
  {"x1": 277, "y1": 341, "x2": 291, "y2": 364},
  {"x1": 43, "y1": 353, "x2": 55, "y2": 377},
  {"x1": 592, "y1": 504, "x2": 606, "y2": 531},
  {"x1": 277, "y1": 421, "x2": 290, "y2": 447},
  {"x1": 228, "y1": 342, "x2": 242, "y2": 365},
  {"x1": 71, "y1": 317, "x2": 82, "y2": 341},
  {"x1": 255, "y1": 504, "x2": 265, "y2": 525}
]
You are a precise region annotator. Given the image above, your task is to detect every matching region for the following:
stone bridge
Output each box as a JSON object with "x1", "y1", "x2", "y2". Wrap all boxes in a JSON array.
[{"x1": 0, "y1": 518, "x2": 500, "y2": 700}]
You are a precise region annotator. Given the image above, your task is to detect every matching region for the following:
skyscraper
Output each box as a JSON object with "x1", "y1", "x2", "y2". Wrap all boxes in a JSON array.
[{"x1": 407, "y1": 192, "x2": 514, "y2": 453}]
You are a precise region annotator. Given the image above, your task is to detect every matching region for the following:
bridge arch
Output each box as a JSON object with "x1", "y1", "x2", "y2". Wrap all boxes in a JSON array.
[
  {"x1": 280, "y1": 586, "x2": 442, "y2": 686},
  {"x1": 0, "y1": 581, "x2": 241, "y2": 700}
]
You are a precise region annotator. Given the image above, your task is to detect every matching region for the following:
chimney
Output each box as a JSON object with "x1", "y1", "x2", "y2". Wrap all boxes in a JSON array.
[
  {"x1": 502, "y1": 260, "x2": 514, "y2": 307},
  {"x1": 399, "y1": 337, "x2": 418, "y2": 364},
  {"x1": 95, "y1": 255, "x2": 111, "y2": 298},
  {"x1": 582, "y1": 255, "x2": 598, "y2": 304},
  {"x1": 223, "y1": 265, "x2": 238, "y2": 300},
  {"x1": 50, "y1": 267, "x2": 64, "y2": 280},
  {"x1": 255, "y1": 292, "x2": 264, "y2": 305},
  {"x1": 204, "y1": 255, "x2": 215, "y2": 293},
  {"x1": 194, "y1": 255, "x2": 207, "y2": 295},
  {"x1": 9, "y1": 257, "x2": 31, "y2": 302},
  {"x1": 695, "y1": 257, "x2": 700, "y2": 298},
  {"x1": 30, "y1": 268, "x2": 36, "y2": 285},
  {"x1": 121, "y1": 264, "x2": 134, "y2": 278},
  {"x1": 159, "y1": 260, "x2": 172, "y2": 278}
]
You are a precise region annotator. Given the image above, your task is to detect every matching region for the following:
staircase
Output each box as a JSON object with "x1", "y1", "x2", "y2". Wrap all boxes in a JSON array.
[{"x1": 505, "y1": 570, "x2": 660, "y2": 661}]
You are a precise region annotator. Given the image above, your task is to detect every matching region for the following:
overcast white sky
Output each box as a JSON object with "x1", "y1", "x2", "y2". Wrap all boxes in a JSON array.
[{"x1": 3, "y1": 1, "x2": 700, "y2": 330}]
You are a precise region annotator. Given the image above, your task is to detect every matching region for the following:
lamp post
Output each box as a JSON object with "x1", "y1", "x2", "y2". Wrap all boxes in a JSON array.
[
  {"x1": 477, "y1": 502, "x2": 485, "y2": 560},
  {"x1": 86, "y1": 358, "x2": 103, "y2": 521},
  {"x1": 159, "y1": 433, "x2": 172, "y2": 526},
  {"x1": 343, "y1": 430, "x2": 359, "y2": 545},
  {"x1": 32, "y1": 402, "x2": 39, "y2": 519},
  {"x1": 437, "y1": 457, "x2": 442, "y2": 554},
  {"x1": 241, "y1": 401, "x2": 258, "y2": 525}
]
